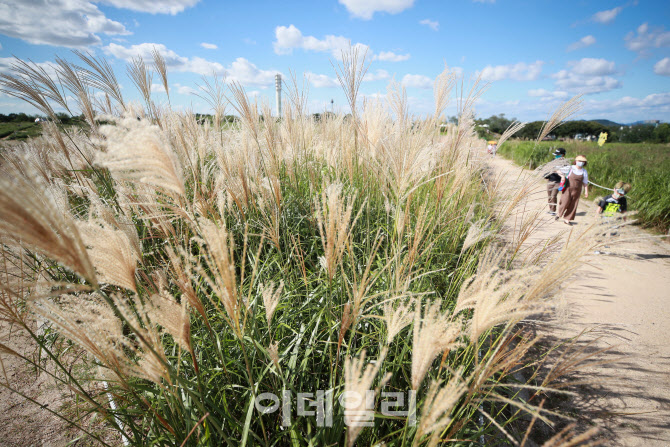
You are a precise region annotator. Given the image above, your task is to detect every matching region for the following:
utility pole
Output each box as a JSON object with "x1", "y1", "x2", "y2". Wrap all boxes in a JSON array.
[
  {"x1": 330, "y1": 99, "x2": 334, "y2": 114},
  {"x1": 275, "y1": 74, "x2": 282, "y2": 118}
]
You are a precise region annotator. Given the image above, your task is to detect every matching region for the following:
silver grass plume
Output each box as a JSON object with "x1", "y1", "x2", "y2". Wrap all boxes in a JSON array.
[
  {"x1": 261, "y1": 280, "x2": 284, "y2": 326},
  {"x1": 412, "y1": 300, "x2": 462, "y2": 389},
  {"x1": 315, "y1": 183, "x2": 362, "y2": 281},
  {"x1": 382, "y1": 298, "x2": 415, "y2": 345},
  {"x1": 344, "y1": 348, "x2": 390, "y2": 447},
  {"x1": 417, "y1": 375, "x2": 468, "y2": 447},
  {"x1": 0, "y1": 166, "x2": 96, "y2": 285},
  {"x1": 77, "y1": 219, "x2": 141, "y2": 292},
  {"x1": 537, "y1": 95, "x2": 583, "y2": 143},
  {"x1": 96, "y1": 113, "x2": 186, "y2": 197}
]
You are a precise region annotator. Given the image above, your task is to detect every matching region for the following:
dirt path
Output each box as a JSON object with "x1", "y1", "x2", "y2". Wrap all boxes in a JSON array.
[{"x1": 489, "y1": 154, "x2": 670, "y2": 445}]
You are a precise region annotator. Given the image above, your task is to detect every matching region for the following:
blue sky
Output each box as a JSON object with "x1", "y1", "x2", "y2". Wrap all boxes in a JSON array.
[{"x1": 0, "y1": 0, "x2": 669, "y2": 123}]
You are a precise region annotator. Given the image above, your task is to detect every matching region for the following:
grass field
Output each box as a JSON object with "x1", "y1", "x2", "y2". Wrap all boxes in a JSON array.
[
  {"x1": 498, "y1": 140, "x2": 670, "y2": 231},
  {"x1": 0, "y1": 121, "x2": 43, "y2": 140}
]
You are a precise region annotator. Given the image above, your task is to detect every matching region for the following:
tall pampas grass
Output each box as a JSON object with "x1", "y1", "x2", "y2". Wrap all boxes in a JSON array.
[
  {"x1": 0, "y1": 52, "x2": 602, "y2": 446},
  {"x1": 96, "y1": 113, "x2": 186, "y2": 197},
  {"x1": 0, "y1": 166, "x2": 96, "y2": 285}
]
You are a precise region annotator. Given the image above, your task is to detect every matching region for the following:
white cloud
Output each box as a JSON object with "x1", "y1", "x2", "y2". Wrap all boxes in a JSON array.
[
  {"x1": 105, "y1": 43, "x2": 277, "y2": 86},
  {"x1": 338, "y1": 0, "x2": 415, "y2": 20},
  {"x1": 548, "y1": 59, "x2": 620, "y2": 95},
  {"x1": 583, "y1": 92, "x2": 670, "y2": 118},
  {"x1": 625, "y1": 23, "x2": 670, "y2": 55},
  {"x1": 174, "y1": 83, "x2": 197, "y2": 95},
  {"x1": 106, "y1": 42, "x2": 225, "y2": 75},
  {"x1": 552, "y1": 71, "x2": 621, "y2": 95},
  {"x1": 226, "y1": 58, "x2": 278, "y2": 86},
  {"x1": 305, "y1": 72, "x2": 339, "y2": 88},
  {"x1": 419, "y1": 19, "x2": 439, "y2": 31},
  {"x1": 654, "y1": 57, "x2": 670, "y2": 76},
  {"x1": 273, "y1": 25, "x2": 369, "y2": 59},
  {"x1": 527, "y1": 89, "x2": 570, "y2": 101},
  {"x1": 479, "y1": 61, "x2": 544, "y2": 81},
  {"x1": 568, "y1": 58, "x2": 616, "y2": 76},
  {"x1": 200, "y1": 42, "x2": 217, "y2": 50},
  {"x1": 0, "y1": 0, "x2": 130, "y2": 47},
  {"x1": 99, "y1": 0, "x2": 200, "y2": 15},
  {"x1": 0, "y1": 56, "x2": 58, "y2": 77},
  {"x1": 150, "y1": 83, "x2": 166, "y2": 93},
  {"x1": 373, "y1": 51, "x2": 410, "y2": 62},
  {"x1": 363, "y1": 69, "x2": 390, "y2": 81},
  {"x1": 567, "y1": 35, "x2": 596, "y2": 52},
  {"x1": 402, "y1": 74, "x2": 433, "y2": 89},
  {"x1": 592, "y1": 6, "x2": 622, "y2": 24}
]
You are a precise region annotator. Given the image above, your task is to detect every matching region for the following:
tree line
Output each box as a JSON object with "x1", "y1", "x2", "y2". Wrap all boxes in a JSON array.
[{"x1": 474, "y1": 113, "x2": 670, "y2": 144}]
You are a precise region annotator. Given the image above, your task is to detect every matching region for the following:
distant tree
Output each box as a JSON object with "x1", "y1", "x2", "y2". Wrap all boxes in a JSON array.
[
  {"x1": 477, "y1": 113, "x2": 516, "y2": 135},
  {"x1": 652, "y1": 123, "x2": 670, "y2": 143}
]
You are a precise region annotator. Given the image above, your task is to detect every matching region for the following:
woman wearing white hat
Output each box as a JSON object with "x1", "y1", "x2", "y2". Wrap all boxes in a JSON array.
[{"x1": 556, "y1": 154, "x2": 589, "y2": 225}]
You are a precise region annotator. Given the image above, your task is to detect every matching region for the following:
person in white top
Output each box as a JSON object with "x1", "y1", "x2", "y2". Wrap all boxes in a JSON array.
[{"x1": 555, "y1": 154, "x2": 589, "y2": 225}]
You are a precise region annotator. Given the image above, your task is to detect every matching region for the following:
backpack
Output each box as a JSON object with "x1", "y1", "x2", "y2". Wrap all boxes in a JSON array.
[{"x1": 558, "y1": 167, "x2": 571, "y2": 191}]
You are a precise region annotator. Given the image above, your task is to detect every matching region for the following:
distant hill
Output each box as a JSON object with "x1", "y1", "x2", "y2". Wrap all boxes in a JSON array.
[{"x1": 591, "y1": 119, "x2": 622, "y2": 127}]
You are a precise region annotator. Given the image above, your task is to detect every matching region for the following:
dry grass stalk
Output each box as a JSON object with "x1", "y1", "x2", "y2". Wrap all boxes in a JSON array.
[
  {"x1": 537, "y1": 95, "x2": 583, "y2": 143},
  {"x1": 315, "y1": 183, "x2": 362, "y2": 281},
  {"x1": 54, "y1": 56, "x2": 97, "y2": 129},
  {"x1": 77, "y1": 219, "x2": 141, "y2": 292},
  {"x1": 542, "y1": 423, "x2": 602, "y2": 447},
  {"x1": 412, "y1": 299, "x2": 462, "y2": 389},
  {"x1": 415, "y1": 376, "x2": 468, "y2": 447},
  {"x1": 387, "y1": 77, "x2": 409, "y2": 125},
  {"x1": 497, "y1": 120, "x2": 527, "y2": 151},
  {"x1": 146, "y1": 290, "x2": 191, "y2": 353},
  {"x1": 461, "y1": 219, "x2": 495, "y2": 253},
  {"x1": 0, "y1": 65, "x2": 58, "y2": 119},
  {"x1": 152, "y1": 46, "x2": 170, "y2": 103},
  {"x1": 195, "y1": 219, "x2": 244, "y2": 337},
  {"x1": 195, "y1": 74, "x2": 228, "y2": 126},
  {"x1": 74, "y1": 50, "x2": 125, "y2": 109},
  {"x1": 344, "y1": 348, "x2": 390, "y2": 447},
  {"x1": 261, "y1": 280, "x2": 284, "y2": 326},
  {"x1": 96, "y1": 114, "x2": 186, "y2": 197},
  {"x1": 30, "y1": 292, "x2": 169, "y2": 385},
  {"x1": 382, "y1": 298, "x2": 415, "y2": 345},
  {"x1": 433, "y1": 67, "x2": 457, "y2": 122},
  {"x1": 268, "y1": 341, "x2": 280, "y2": 370},
  {"x1": 0, "y1": 167, "x2": 96, "y2": 285},
  {"x1": 332, "y1": 43, "x2": 369, "y2": 118}
]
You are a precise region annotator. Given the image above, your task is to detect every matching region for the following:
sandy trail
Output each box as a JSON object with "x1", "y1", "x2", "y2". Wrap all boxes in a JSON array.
[{"x1": 488, "y1": 154, "x2": 670, "y2": 446}]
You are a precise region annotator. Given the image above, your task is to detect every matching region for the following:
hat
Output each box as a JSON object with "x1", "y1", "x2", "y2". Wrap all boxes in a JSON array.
[
  {"x1": 614, "y1": 181, "x2": 631, "y2": 194},
  {"x1": 553, "y1": 148, "x2": 566, "y2": 156},
  {"x1": 575, "y1": 155, "x2": 588, "y2": 163},
  {"x1": 488, "y1": 140, "x2": 497, "y2": 145}
]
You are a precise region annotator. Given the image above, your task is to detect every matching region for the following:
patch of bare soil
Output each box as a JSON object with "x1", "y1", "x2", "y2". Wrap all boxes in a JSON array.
[{"x1": 0, "y1": 323, "x2": 76, "y2": 446}]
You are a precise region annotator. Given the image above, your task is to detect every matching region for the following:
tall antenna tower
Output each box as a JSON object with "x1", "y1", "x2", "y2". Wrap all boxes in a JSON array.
[{"x1": 275, "y1": 74, "x2": 282, "y2": 117}]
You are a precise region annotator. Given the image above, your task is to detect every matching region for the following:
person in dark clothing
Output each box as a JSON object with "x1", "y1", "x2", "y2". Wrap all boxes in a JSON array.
[
  {"x1": 597, "y1": 182, "x2": 631, "y2": 217},
  {"x1": 544, "y1": 148, "x2": 566, "y2": 215}
]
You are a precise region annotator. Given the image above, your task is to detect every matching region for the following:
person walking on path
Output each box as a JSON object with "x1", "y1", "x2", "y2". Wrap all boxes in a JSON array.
[
  {"x1": 543, "y1": 148, "x2": 567, "y2": 215},
  {"x1": 556, "y1": 154, "x2": 589, "y2": 225}
]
